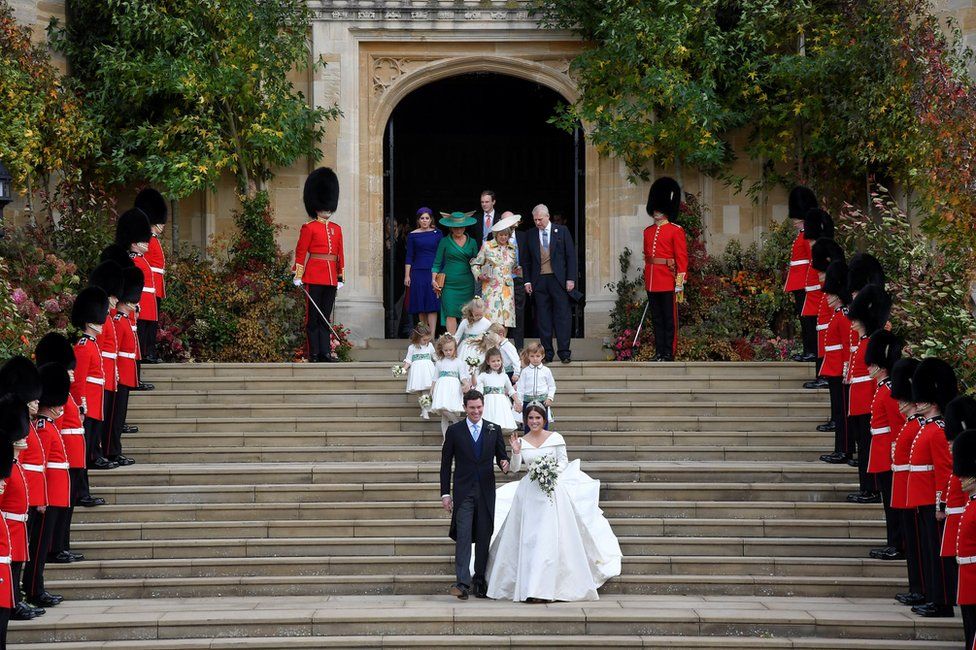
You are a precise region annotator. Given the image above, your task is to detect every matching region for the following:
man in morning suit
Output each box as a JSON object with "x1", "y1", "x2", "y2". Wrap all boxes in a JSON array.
[{"x1": 524, "y1": 204, "x2": 578, "y2": 364}]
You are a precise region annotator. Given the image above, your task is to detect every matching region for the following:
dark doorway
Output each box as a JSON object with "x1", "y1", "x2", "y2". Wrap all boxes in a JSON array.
[{"x1": 382, "y1": 72, "x2": 585, "y2": 338}]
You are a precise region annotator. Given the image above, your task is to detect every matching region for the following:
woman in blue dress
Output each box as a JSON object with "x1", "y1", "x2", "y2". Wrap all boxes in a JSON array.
[{"x1": 404, "y1": 207, "x2": 444, "y2": 334}]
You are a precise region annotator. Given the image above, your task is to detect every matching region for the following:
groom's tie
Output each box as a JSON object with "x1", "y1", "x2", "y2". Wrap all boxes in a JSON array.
[{"x1": 471, "y1": 422, "x2": 481, "y2": 458}]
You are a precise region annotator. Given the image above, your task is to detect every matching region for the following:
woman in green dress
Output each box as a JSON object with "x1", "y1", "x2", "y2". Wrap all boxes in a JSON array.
[{"x1": 432, "y1": 211, "x2": 479, "y2": 334}]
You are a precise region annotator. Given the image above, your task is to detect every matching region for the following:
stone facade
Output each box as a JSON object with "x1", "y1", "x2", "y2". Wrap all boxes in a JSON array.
[{"x1": 6, "y1": 0, "x2": 976, "y2": 338}]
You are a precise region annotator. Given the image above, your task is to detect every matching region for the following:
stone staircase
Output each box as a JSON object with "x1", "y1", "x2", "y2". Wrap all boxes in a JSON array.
[{"x1": 8, "y1": 362, "x2": 964, "y2": 648}]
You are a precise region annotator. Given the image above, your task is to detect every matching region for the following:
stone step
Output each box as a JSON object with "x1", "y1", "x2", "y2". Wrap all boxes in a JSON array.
[
  {"x1": 352, "y1": 336, "x2": 611, "y2": 361},
  {"x1": 92, "y1": 481, "x2": 858, "y2": 505},
  {"x1": 7, "y1": 595, "x2": 962, "y2": 646},
  {"x1": 74, "y1": 500, "x2": 888, "y2": 524}
]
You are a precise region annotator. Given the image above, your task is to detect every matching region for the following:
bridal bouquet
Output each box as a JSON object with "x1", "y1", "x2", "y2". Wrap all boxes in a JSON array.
[
  {"x1": 527, "y1": 453, "x2": 560, "y2": 502},
  {"x1": 391, "y1": 364, "x2": 406, "y2": 377}
]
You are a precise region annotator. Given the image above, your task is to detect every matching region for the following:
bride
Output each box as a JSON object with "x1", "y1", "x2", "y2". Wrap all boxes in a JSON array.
[{"x1": 484, "y1": 403, "x2": 622, "y2": 602}]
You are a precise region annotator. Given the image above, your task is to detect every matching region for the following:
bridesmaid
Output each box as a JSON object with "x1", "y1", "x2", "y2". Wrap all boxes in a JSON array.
[
  {"x1": 404, "y1": 207, "x2": 443, "y2": 334},
  {"x1": 431, "y1": 211, "x2": 478, "y2": 335}
]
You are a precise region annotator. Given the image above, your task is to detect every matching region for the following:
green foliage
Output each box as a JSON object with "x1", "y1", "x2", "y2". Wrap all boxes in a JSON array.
[
  {"x1": 50, "y1": 0, "x2": 340, "y2": 196},
  {"x1": 229, "y1": 191, "x2": 287, "y2": 274},
  {"x1": 40, "y1": 180, "x2": 117, "y2": 278}
]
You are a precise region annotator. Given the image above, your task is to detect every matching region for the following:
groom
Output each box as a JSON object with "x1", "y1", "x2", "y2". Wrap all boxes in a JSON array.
[{"x1": 440, "y1": 390, "x2": 509, "y2": 599}]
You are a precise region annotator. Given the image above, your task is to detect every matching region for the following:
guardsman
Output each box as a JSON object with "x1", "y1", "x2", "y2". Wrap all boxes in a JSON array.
[
  {"x1": 864, "y1": 330, "x2": 906, "y2": 560},
  {"x1": 135, "y1": 187, "x2": 168, "y2": 364},
  {"x1": 845, "y1": 284, "x2": 891, "y2": 504},
  {"x1": 88, "y1": 261, "x2": 124, "y2": 471},
  {"x1": 908, "y1": 358, "x2": 958, "y2": 618},
  {"x1": 943, "y1": 397, "x2": 976, "y2": 608},
  {"x1": 784, "y1": 186, "x2": 819, "y2": 362},
  {"x1": 817, "y1": 260, "x2": 852, "y2": 464},
  {"x1": 23, "y1": 364, "x2": 70, "y2": 609},
  {"x1": 800, "y1": 209, "x2": 833, "y2": 388},
  {"x1": 889, "y1": 358, "x2": 928, "y2": 606},
  {"x1": 293, "y1": 167, "x2": 345, "y2": 363},
  {"x1": 100, "y1": 244, "x2": 151, "y2": 399},
  {"x1": 116, "y1": 208, "x2": 158, "y2": 377},
  {"x1": 642, "y1": 176, "x2": 688, "y2": 362},
  {"x1": 808, "y1": 238, "x2": 845, "y2": 401},
  {"x1": 35, "y1": 333, "x2": 86, "y2": 561},
  {"x1": 0, "y1": 394, "x2": 37, "y2": 620},
  {"x1": 951, "y1": 428, "x2": 976, "y2": 649},
  {"x1": 0, "y1": 395, "x2": 25, "y2": 637},
  {"x1": 69, "y1": 287, "x2": 110, "y2": 509},
  {"x1": 107, "y1": 266, "x2": 143, "y2": 466}
]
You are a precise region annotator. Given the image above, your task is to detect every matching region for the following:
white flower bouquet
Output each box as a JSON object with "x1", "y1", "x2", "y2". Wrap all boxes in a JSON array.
[
  {"x1": 391, "y1": 364, "x2": 406, "y2": 377},
  {"x1": 464, "y1": 356, "x2": 481, "y2": 369},
  {"x1": 418, "y1": 394, "x2": 432, "y2": 409},
  {"x1": 527, "y1": 453, "x2": 560, "y2": 501}
]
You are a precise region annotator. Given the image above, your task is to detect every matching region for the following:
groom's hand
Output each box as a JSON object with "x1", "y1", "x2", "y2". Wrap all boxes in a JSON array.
[
  {"x1": 441, "y1": 496, "x2": 453, "y2": 513},
  {"x1": 500, "y1": 460, "x2": 510, "y2": 473}
]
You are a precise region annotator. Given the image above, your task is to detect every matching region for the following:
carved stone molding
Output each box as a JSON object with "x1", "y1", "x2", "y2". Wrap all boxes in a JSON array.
[
  {"x1": 312, "y1": 1, "x2": 531, "y2": 23},
  {"x1": 371, "y1": 56, "x2": 405, "y2": 92}
]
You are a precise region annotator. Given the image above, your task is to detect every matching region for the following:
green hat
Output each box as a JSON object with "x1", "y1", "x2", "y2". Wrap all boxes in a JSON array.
[{"x1": 439, "y1": 211, "x2": 477, "y2": 228}]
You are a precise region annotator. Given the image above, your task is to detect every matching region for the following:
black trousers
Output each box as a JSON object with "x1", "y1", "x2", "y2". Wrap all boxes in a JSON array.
[
  {"x1": 875, "y1": 471, "x2": 903, "y2": 550},
  {"x1": 901, "y1": 507, "x2": 927, "y2": 596},
  {"x1": 646, "y1": 290, "x2": 677, "y2": 359},
  {"x1": 0, "y1": 605, "x2": 8, "y2": 648},
  {"x1": 510, "y1": 278, "x2": 527, "y2": 350},
  {"x1": 305, "y1": 283, "x2": 337, "y2": 360},
  {"x1": 106, "y1": 385, "x2": 130, "y2": 459},
  {"x1": 79, "y1": 419, "x2": 97, "y2": 499},
  {"x1": 24, "y1": 506, "x2": 64, "y2": 600},
  {"x1": 962, "y1": 604, "x2": 976, "y2": 650},
  {"x1": 534, "y1": 275, "x2": 571, "y2": 361},
  {"x1": 918, "y1": 504, "x2": 956, "y2": 607},
  {"x1": 11, "y1": 562, "x2": 22, "y2": 606},
  {"x1": 849, "y1": 413, "x2": 875, "y2": 492},
  {"x1": 793, "y1": 290, "x2": 816, "y2": 356},
  {"x1": 137, "y1": 318, "x2": 158, "y2": 361},
  {"x1": 827, "y1": 378, "x2": 849, "y2": 454},
  {"x1": 54, "y1": 469, "x2": 85, "y2": 555},
  {"x1": 92, "y1": 391, "x2": 115, "y2": 463},
  {"x1": 454, "y1": 492, "x2": 491, "y2": 589}
]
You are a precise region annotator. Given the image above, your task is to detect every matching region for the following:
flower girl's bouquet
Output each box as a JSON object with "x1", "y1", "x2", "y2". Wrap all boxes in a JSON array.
[
  {"x1": 391, "y1": 364, "x2": 406, "y2": 377},
  {"x1": 527, "y1": 453, "x2": 560, "y2": 501}
]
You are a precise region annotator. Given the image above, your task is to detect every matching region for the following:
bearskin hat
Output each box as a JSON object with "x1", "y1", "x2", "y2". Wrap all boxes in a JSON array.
[
  {"x1": 120, "y1": 266, "x2": 145, "y2": 305},
  {"x1": 811, "y1": 238, "x2": 845, "y2": 272},
  {"x1": 889, "y1": 358, "x2": 921, "y2": 402},
  {"x1": 303, "y1": 167, "x2": 340, "y2": 217},
  {"x1": 803, "y1": 208, "x2": 834, "y2": 241},
  {"x1": 946, "y1": 396, "x2": 976, "y2": 442},
  {"x1": 912, "y1": 357, "x2": 959, "y2": 413},
  {"x1": 34, "y1": 332, "x2": 76, "y2": 371},
  {"x1": 847, "y1": 253, "x2": 885, "y2": 293},
  {"x1": 89, "y1": 260, "x2": 124, "y2": 299},
  {"x1": 37, "y1": 363, "x2": 70, "y2": 409},
  {"x1": 71, "y1": 286, "x2": 109, "y2": 330},
  {"x1": 0, "y1": 394, "x2": 28, "y2": 443},
  {"x1": 822, "y1": 260, "x2": 851, "y2": 305},
  {"x1": 100, "y1": 243, "x2": 134, "y2": 269},
  {"x1": 134, "y1": 187, "x2": 168, "y2": 225},
  {"x1": 953, "y1": 430, "x2": 976, "y2": 479},
  {"x1": 0, "y1": 356, "x2": 41, "y2": 404},
  {"x1": 788, "y1": 185, "x2": 818, "y2": 220},
  {"x1": 847, "y1": 284, "x2": 891, "y2": 334},
  {"x1": 646, "y1": 176, "x2": 682, "y2": 220},
  {"x1": 864, "y1": 330, "x2": 903, "y2": 373},
  {"x1": 115, "y1": 208, "x2": 152, "y2": 248}
]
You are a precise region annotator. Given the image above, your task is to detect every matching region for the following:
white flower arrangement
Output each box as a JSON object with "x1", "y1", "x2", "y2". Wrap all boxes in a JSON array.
[
  {"x1": 391, "y1": 364, "x2": 406, "y2": 377},
  {"x1": 464, "y1": 355, "x2": 481, "y2": 369},
  {"x1": 418, "y1": 394, "x2": 432, "y2": 409},
  {"x1": 527, "y1": 453, "x2": 560, "y2": 502}
]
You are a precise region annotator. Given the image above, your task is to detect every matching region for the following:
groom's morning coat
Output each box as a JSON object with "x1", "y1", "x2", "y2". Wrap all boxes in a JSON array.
[{"x1": 440, "y1": 419, "x2": 509, "y2": 541}]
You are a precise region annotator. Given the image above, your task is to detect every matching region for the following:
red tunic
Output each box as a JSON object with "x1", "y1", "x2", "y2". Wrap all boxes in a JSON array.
[
  {"x1": 114, "y1": 310, "x2": 139, "y2": 388},
  {"x1": 97, "y1": 313, "x2": 119, "y2": 393},
  {"x1": 293, "y1": 220, "x2": 345, "y2": 286},
  {"x1": 784, "y1": 231, "x2": 810, "y2": 292},
  {"x1": 906, "y1": 418, "x2": 952, "y2": 509},
  {"x1": 891, "y1": 416, "x2": 923, "y2": 509},
  {"x1": 867, "y1": 381, "x2": 896, "y2": 474},
  {"x1": 956, "y1": 496, "x2": 976, "y2": 605},
  {"x1": 145, "y1": 234, "x2": 166, "y2": 299},
  {"x1": 70, "y1": 335, "x2": 104, "y2": 421},
  {"x1": 57, "y1": 395, "x2": 86, "y2": 469},
  {"x1": 815, "y1": 294, "x2": 832, "y2": 358},
  {"x1": 131, "y1": 252, "x2": 158, "y2": 321},
  {"x1": 846, "y1": 335, "x2": 874, "y2": 416},
  {"x1": 36, "y1": 418, "x2": 70, "y2": 508},
  {"x1": 0, "y1": 463, "x2": 30, "y2": 562},
  {"x1": 820, "y1": 308, "x2": 851, "y2": 377},
  {"x1": 800, "y1": 265, "x2": 823, "y2": 317},
  {"x1": 642, "y1": 221, "x2": 689, "y2": 293},
  {"x1": 943, "y1": 474, "x2": 966, "y2": 557},
  {"x1": 0, "y1": 517, "x2": 14, "y2": 608},
  {"x1": 21, "y1": 421, "x2": 47, "y2": 508}
]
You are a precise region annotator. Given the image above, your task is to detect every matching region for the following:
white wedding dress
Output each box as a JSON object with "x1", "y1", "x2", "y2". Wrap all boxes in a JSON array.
[{"x1": 484, "y1": 432, "x2": 622, "y2": 601}]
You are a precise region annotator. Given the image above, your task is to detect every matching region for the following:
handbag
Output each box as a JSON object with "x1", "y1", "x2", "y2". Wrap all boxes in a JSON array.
[{"x1": 433, "y1": 272, "x2": 446, "y2": 296}]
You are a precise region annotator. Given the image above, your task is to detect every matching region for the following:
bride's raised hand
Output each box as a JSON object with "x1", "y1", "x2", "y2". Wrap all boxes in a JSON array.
[{"x1": 509, "y1": 433, "x2": 521, "y2": 454}]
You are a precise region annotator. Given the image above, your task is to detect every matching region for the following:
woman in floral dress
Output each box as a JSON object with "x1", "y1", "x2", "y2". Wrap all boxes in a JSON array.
[{"x1": 470, "y1": 214, "x2": 520, "y2": 333}]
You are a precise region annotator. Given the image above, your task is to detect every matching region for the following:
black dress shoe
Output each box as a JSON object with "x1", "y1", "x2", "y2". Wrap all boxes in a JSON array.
[
  {"x1": 816, "y1": 421, "x2": 837, "y2": 432},
  {"x1": 896, "y1": 591, "x2": 927, "y2": 605},
  {"x1": 29, "y1": 592, "x2": 62, "y2": 608},
  {"x1": 876, "y1": 548, "x2": 904, "y2": 560},
  {"x1": 869, "y1": 546, "x2": 893, "y2": 559},
  {"x1": 133, "y1": 382, "x2": 155, "y2": 391},
  {"x1": 853, "y1": 491, "x2": 882, "y2": 504},
  {"x1": 78, "y1": 495, "x2": 106, "y2": 507},
  {"x1": 90, "y1": 457, "x2": 118, "y2": 470},
  {"x1": 66, "y1": 550, "x2": 84, "y2": 561},
  {"x1": 449, "y1": 585, "x2": 469, "y2": 600},
  {"x1": 11, "y1": 602, "x2": 36, "y2": 620},
  {"x1": 803, "y1": 377, "x2": 828, "y2": 389},
  {"x1": 48, "y1": 550, "x2": 76, "y2": 564},
  {"x1": 799, "y1": 353, "x2": 817, "y2": 362},
  {"x1": 846, "y1": 456, "x2": 859, "y2": 467},
  {"x1": 112, "y1": 455, "x2": 135, "y2": 466},
  {"x1": 914, "y1": 603, "x2": 955, "y2": 617},
  {"x1": 543, "y1": 357, "x2": 554, "y2": 364},
  {"x1": 122, "y1": 424, "x2": 139, "y2": 434},
  {"x1": 141, "y1": 356, "x2": 162, "y2": 364},
  {"x1": 820, "y1": 452, "x2": 850, "y2": 464},
  {"x1": 560, "y1": 358, "x2": 571, "y2": 365},
  {"x1": 791, "y1": 353, "x2": 805, "y2": 362}
]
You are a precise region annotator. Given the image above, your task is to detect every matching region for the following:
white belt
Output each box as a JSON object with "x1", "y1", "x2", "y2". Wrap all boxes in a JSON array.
[
  {"x1": 46, "y1": 462, "x2": 69, "y2": 470},
  {"x1": 21, "y1": 464, "x2": 44, "y2": 473},
  {"x1": 892, "y1": 464, "x2": 910, "y2": 472},
  {"x1": 870, "y1": 426, "x2": 892, "y2": 435},
  {"x1": 101, "y1": 352, "x2": 117, "y2": 359},
  {"x1": 805, "y1": 284, "x2": 821, "y2": 292},
  {"x1": 150, "y1": 266, "x2": 165, "y2": 274},
  {"x1": 947, "y1": 506, "x2": 967, "y2": 516},
  {"x1": 2, "y1": 512, "x2": 26, "y2": 523},
  {"x1": 958, "y1": 556, "x2": 976, "y2": 565},
  {"x1": 61, "y1": 428, "x2": 84, "y2": 435},
  {"x1": 851, "y1": 375, "x2": 872, "y2": 384},
  {"x1": 816, "y1": 324, "x2": 828, "y2": 331},
  {"x1": 824, "y1": 344, "x2": 843, "y2": 352},
  {"x1": 790, "y1": 259, "x2": 810, "y2": 267},
  {"x1": 87, "y1": 377, "x2": 105, "y2": 386},
  {"x1": 910, "y1": 464, "x2": 935, "y2": 472},
  {"x1": 119, "y1": 352, "x2": 136, "y2": 359},
  {"x1": 143, "y1": 287, "x2": 156, "y2": 294},
  {"x1": 0, "y1": 557, "x2": 10, "y2": 565}
]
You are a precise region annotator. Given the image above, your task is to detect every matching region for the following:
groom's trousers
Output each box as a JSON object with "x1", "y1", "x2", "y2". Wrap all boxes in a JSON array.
[{"x1": 455, "y1": 492, "x2": 492, "y2": 589}]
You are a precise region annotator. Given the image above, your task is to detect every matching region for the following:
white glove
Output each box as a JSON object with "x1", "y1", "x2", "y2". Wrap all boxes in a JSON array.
[
  {"x1": 292, "y1": 278, "x2": 302, "y2": 287},
  {"x1": 337, "y1": 281, "x2": 344, "y2": 290}
]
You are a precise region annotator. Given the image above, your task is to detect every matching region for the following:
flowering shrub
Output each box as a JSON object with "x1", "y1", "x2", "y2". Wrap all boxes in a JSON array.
[{"x1": 331, "y1": 323, "x2": 354, "y2": 363}]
